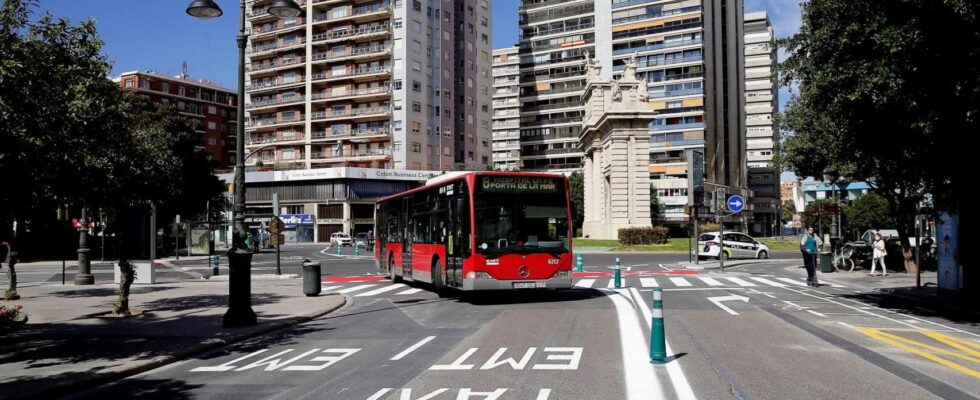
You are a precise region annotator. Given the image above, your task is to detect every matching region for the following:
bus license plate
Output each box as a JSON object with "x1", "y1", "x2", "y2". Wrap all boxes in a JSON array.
[{"x1": 512, "y1": 282, "x2": 545, "y2": 289}]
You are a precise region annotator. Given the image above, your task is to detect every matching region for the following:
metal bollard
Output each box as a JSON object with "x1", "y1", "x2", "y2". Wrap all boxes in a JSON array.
[
  {"x1": 614, "y1": 257, "x2": 622, "y2": 288},
  {"x1": 576, "y1": 254, "x2": 583, "y2": 272},
  {"x1": 650, "y1": 287, "x2": 667, "y2": 364}
]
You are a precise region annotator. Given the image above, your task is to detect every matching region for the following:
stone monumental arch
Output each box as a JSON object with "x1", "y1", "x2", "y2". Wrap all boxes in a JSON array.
[{"x1": 580, "y1": 53, "x2": 656, "y2": 239}]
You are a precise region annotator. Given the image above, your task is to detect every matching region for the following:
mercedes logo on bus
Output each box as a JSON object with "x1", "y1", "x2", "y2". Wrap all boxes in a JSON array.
[{"x1": 518, "y1": 266, "x2": 529, "y2": 278}]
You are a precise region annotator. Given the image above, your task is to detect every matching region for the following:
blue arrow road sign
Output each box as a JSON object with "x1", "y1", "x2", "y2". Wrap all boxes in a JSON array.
[{"x1": 727, "y1": 195, "x2": 745, "y2": 213}]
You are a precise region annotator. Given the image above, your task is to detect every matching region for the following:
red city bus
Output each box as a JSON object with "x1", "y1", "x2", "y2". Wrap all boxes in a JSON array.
[{"x1": 374, "y1": 172, "x2": 574, "y2": 293}]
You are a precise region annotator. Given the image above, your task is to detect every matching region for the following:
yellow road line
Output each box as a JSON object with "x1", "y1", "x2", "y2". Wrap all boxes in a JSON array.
[
  {"x1": 921, "y1": 331, "x2": 980, "y2": 358},
  {"x1": 855, "y1": 328, "x2": 980, "y2": 379}
]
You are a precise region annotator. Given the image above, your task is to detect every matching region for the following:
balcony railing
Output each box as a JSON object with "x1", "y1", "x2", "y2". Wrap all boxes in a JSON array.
[
  {"x1": 650, "y1": 88, "x2": 703, "y2": 99},
  {"x1": 249, "y1": 57, "x2": 306, "y2": 72},
  {"x1": 312, "y1": 86, "x2": 391, "y2": 100},
  {"x1": 521, "y1": 148, "x2": 581, "y2": 156},
  {"x1": 310, "y1": 106, "x2": 390, "y2": 120},
  {"x1": 311, "y1": 23, "x2": 390, "y2": 42},
  {"x1": 614, "y1": 55, "x2": 703, "y2": 72},
  {"x1": 248, "y1": 38, "x2": 306, "y2": 54},
  {"x1": 246, "y1": 95, "x2": 306, "y2": 109},
  {"x1": 311, "y1": 66, "x2": 391, "y2": 81},
  {"x1": 246, "y1": 133, "x2": 304, "y2": 145},
  {"x1": 312, "y1": 5, "x2": 391, "y2": 24},
  {"x1": 311, "y1": 45, "x2": 391, "y2": 62},
  {"x1": 250, "y1": 22, "x2": 306, "y2": 37},
  {"x1": 648, "y1": 72, "x2": 704, "y2": 83},
  {"x1": 613, "y1": 39, "x2": 703, "y2": 56},
  {"x1": 313, "y1": 148, "x2": 391, "y2": 160},
  {"x1": 650, "y1": 122, "x2": 705, "y2": 131},
  {"x1": 245, "y1": 77, "x2": 305, "y2": 91},
  {"x1": 523, "y1": 23, "x2": 594, "y2": 40},
  {"x1": 245, "y1": 114, "x2": 305, "y2": 128},
  {"x1": 311, "y1": 128, "x2": 390, "y2": 139}
]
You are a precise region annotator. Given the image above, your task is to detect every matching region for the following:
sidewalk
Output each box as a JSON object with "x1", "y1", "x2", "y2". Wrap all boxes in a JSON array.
[
  {"x1": 0, "y1": 280, "x2": 346, "y2": 400},
  {"x1": 786, "y1": 266, "x2": 979, "y2": 321}
]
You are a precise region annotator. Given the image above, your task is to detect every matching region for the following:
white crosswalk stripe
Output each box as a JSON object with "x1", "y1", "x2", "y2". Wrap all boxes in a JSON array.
[
  {"x1": 320, "y1": 285, "x2": 343, "y2": 292},
  {"x1": 776, "y1": 277, "x2": 809, "y2": 287},
  {"x1": 356, "y1": 284, "x2": 407, "y2": 297},
  {"x1": 639, "y1": 277, "x2": 659, "y2": 287},
  {"x1": 668, "y1": 277, "x2": 692, "y2": 287},
  {"x1": 698, "y1": 277, "x2": 725, "y2": 286},
  {"x1": 396, "y1": 288, "x2": 424, "y2": 295},
  {"x1": 574, "y1": 279, "x2": 596, "y2": 288},
  {"x1": 723, "y1": 277, "x2": 756, "y2": 287},
  {"x1": 335, "y1": 284, "x2": 376, "y2": 294},
  {"x1": 749, "y1": 277, "x2": 786, "y2": 287},
  {"x1": 606, "y1": 279, "x2": 617, "y2": 288}
]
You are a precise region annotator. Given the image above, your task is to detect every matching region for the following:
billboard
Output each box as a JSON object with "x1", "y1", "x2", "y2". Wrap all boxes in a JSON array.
[{"x1": 936, "y1": 212, "x2": 960, "y2": 291}]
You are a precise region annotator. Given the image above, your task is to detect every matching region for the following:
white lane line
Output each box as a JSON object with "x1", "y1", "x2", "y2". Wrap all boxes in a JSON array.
[
  {"x1": 838, "y1": 321, "x2": 856, "y2": 329},
  {"x1": 574, "y1": 279, "x2": 596, "y2": 288},
  {"x1": 320, "y1": 285, "x2": 342, "y2": 292},
  {"x1": 603, "y1": 289, "x2": 665, "y2": 400},
  {"x1": 806, "y1": 310, "x2": 828, "y2": 318},
  {"x1": 335, "y1": 284, "x2": 376, "y2": 294},
  {"x1": 779, "y1": 287, "x2": 926, "y2": 331},
  {"x1": 668, "y1": 277, "x2": 692, "y2": 287},
  {"x1": 658, "y1": 263, "x2": 674, "y2": 272},
  {"x1": 698, "y1": 277, "x2": 724, "y2": 286},
  {"x1": 639, "y1": 277, "x2": 659, "y2": 288},
  {"x1": 390, "y1": 336, "x2": 437, "y2": 361},
  {"x1": 396, "y1": 288, "x2": 424, "y2": 295},
  {"x1": 628, "y1": 288, "x2": 697, "y2": 400},
  {"x1": 749, "y1": 277, "x2": 786, "y2": 287},
  {"x1": 723, "y1": 277, "x2": 756, "y2": 287},
  {"x1": 356, "y1": 284, "x2": 406, "y2": 297},
  {"x1": 831, "y1": 293, "x2": 980, "y2": 338},
  {"x1": 776, "y1": 277, "x2": 808, "y2": 287}
]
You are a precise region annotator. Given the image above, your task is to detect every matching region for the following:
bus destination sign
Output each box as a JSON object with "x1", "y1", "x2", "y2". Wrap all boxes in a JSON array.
[{"x1": 479, "y1": 176, "x2": 560, "y2": 193}]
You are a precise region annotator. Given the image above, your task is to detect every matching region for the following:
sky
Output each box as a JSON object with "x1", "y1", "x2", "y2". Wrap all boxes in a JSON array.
[{"x1": 33, "y1": 0, "x2": 802, "y2": 180}]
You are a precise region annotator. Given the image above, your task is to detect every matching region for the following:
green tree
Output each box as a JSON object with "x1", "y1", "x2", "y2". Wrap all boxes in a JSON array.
[
  {"x1": 778, "y1": 0, "x2": 979, "y2": 272},
  {"x1": 650, "y1": 185, "x2": 663, "y2": 225},
  {"x1": 568, "y1": 171, "x2": 584, "y2": 233},
  {"x1": 843, "y1": 192, "x2": 894, "y2": 239},
  {"x1": 801, "y1": 200, "x2": 833, "y2": 234},
  {"x1": 780, "y1": 200, "x2": 796, "y2": 225}
]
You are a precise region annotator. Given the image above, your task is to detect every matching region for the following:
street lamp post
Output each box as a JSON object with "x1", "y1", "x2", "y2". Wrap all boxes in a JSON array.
[{"x1": 187, "y1": 0, "x2": 302, "y2": 328}]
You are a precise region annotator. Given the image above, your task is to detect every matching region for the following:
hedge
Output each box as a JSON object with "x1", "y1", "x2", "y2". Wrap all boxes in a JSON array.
[{"x1": 618, "y1": 226, "x2": 670, "y2": 245}]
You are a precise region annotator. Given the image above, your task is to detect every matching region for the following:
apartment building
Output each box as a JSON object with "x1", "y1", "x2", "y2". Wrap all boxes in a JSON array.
[
  {"x1": 515, "y1": 0, "x2": 746, "y2": 224},
  {"x1": 115, "y1": 70, "x2": 239, "y2": 169},
  {"x1": 744, "y1": 10, "x2": 780, "y2": 235},
  {"x1": 243, "y1": 0, "x2": 491, "y2": 172},
  {"x1": 241, "y1": 0, "x2": 492, "y2": 241},
  {"x1": 491, "y1": 46, "x2": 521, "y2": 171}
]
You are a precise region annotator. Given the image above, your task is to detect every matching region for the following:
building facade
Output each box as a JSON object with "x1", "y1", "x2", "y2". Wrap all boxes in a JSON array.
[
  {"x1": 516, "y1": 0, "x2": 746, "y2": 226},
  {"x1": 115, "y1": 71, "x2": 239, "y2": 170},
  {"x1": 744, "y1": 10, "x2": 779, "y2": 236},
  {"x1": 491, "y1": 46, "x2": 521, "y2": 170},
  {"x1": 243, "y1": 0, "x2": 492, "y2": 173}
]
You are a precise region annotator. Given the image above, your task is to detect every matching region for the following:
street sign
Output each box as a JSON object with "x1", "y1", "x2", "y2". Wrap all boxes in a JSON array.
[
  {"x1": 269, "y1": 234, "x2": 285, "y2": 246},
  {"x1": 269, "y1": 218, "x2": 285, "y2": 235},
  {"x1": 727, "y1": 195, "x2": 746, "y2": 213}
]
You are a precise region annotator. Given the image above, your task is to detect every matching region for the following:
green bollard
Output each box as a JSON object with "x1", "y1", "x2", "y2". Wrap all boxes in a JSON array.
[
  {"x1": 355, "y1": 245, "x2": 360, "y2": 256},
  {"x1": 614, "y1": 257, "x2": 622, "y2": 288},
  {"x1": 337, "y1": 244, "x2": 342, "y2": 255},
  {"x1": 211, "y1": 255, "x2": 219, "y2": 276},
  {"x1": 650, "y1": 287, "x2": 667, "y2": 364},
  {"x1": 576, "y1": 254, "x2": 583, "y2": 272}
]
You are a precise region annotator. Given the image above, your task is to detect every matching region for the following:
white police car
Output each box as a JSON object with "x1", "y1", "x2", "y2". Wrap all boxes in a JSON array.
[{"x1": 697, "y1": 232, "x2": 770, "y2": 260}]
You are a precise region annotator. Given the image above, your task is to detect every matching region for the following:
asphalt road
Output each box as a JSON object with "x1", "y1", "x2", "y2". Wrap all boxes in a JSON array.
[{"x1": 65, "y1": 247, "x2": 980, "y2": 400}]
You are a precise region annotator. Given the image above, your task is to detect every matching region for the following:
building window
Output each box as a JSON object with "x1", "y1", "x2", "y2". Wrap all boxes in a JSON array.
[
  {"x1": 208, "y1": 105, "x2": 217, "y2": 114},
  {"x1": 412, "y1": 142, "x2": 421, "y2": 153},
  {"x1": 208, "y1": 121, "x2": 217, "y2": 130},
  {"x1": 124, "y1": 79, "x2": 134, "y2": 88},
  {"x1": 207, "y1": 137, "x2": 217, "y2": 145}
]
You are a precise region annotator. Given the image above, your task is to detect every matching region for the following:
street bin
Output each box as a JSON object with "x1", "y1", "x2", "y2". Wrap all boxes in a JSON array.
[
  {"x1": 819, "y1": 251, "x2": 833, "y2": 272},
  {"x1": 302, "y1": 259, "x2": 322, "y2": 297}
]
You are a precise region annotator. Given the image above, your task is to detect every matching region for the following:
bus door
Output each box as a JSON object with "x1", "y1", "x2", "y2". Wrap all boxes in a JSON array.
[
  {"x1": 401, "y1": 197, "x2": 413, "y2": 280},
  {"x1": 445, "y1": 196, "x2": 464, "y2": 288}
]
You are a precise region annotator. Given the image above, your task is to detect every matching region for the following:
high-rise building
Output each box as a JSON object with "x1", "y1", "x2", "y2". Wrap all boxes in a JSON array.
[
  {"x1": 744, "y1": 10, "x2": 780, "y2": 235},
  {"x1": 491, "y1": 46, "x2": 521, "y2": 171},
  {"x1": 115, "y1": 70, "x2": 239, "y2": 170},
  {"x1": 243, "y1": 0, "x2": 492, "y2": 173},
  {"x1": 517, "y1": 0, "x2": 746, "y2": 225}
]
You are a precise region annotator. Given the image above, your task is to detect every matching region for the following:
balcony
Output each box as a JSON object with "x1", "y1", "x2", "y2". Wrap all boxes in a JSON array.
[
  {"x1": 523, "y1": 23, "x2": 594, "y2": 40},
  {"x1": 311, "y1": 86, "x2": 391, "y2": 102},
  {"x1": 522, "y1": 102, "x2": 583, "y2": 113},
  {"x1": 312, "y1": 4, "x2": 391, "y2": 26},
  {"x1": 311, "y1": 128, "x2": 390, "y2": 141},
  {"x1": 311, "y1": 23, "x2": 390, "y2": 44},
  {"x1": 521, "y1": 148, "x2": 581, "y2": 156},
  {"x1": 246, "y1": 133, "x2": 305, "y2": 145},
  {"x1": 310, "y1": 106, "x2": 390, "y2": 122},
  {"x1": 310, "y1": 45, "x2": 391, "y2": 64},
  {"x1": 312, "y1": 148, "x2": 391, "y2": 161},
  {"x1": 311, "y1": 66, "x2": 391, "y2": 82},
  {"x1": 650, "y1": 88, "x2": 703, "y2": 99},
  {"x1": 648, "y1": 72, "x2": 704, "y2": 83},
  {"x1": 614, "y1": 55, "x2": 703, "y2": 72},
  {"x1": 248, "y1": 56, "x2": 306, "y2": 73},
  {"x1": 246, "y1": 95, "x2": 306, "y2": 110},
  {"x1": 245, "y1": 77, "x2": 305, "y2": 93},
  {"x1": 245, "y1": 114, "x2": 305, "y2": 129},
  {"x1": 650, "y1": 122, "x2": 704, "y2": 131},
  {"x1": 613, "y1": 39, "x2": 703, "y2": 56},
  {"x1": 250, "y1": 22, "x2": 306, "y2": 39},
  {"x1": 248, "y1": 38, "x2": 306, "y2": 55}
]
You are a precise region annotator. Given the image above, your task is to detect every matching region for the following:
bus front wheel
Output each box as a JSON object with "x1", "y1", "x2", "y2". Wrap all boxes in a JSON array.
[{"x1": 389, "y1": 255, "x2": 402, "y2": 283}]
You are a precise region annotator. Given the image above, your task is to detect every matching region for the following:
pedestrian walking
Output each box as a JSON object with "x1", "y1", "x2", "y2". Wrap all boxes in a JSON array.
[
  {"x1": 869, "y1": 232, "x2": 888, "y2": 276},
  {"x1": 800, "y1": 227, "x2": 823, "y2": 286}
]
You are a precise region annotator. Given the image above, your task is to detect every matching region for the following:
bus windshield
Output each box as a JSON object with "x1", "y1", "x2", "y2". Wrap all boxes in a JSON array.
[{"x1": 474, "y1": 177, "x2": 569, "y2": 256}]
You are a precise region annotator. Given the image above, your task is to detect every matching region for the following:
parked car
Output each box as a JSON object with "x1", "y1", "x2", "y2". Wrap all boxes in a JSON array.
[
  {"x1": 354, "y1": 232, "x2": 374, "y2": 249},
  {"x1": 697, "y1": 231, "x2": 771, "y2": 260},
  {"x1": 842, "y1": 229, "x2": 933, "y2": 267},
  {"x1": 330, "y1": 232, "x2": 352, "y2": 247}
]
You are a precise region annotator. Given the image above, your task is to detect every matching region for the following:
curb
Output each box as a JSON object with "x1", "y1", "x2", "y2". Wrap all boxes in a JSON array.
[
  {"x1": 15, "y1": 295, "x2": 347, "y2": 400},
  {"x1": 207, "y1": 274, "x2": 299, "y2": 281},
  {"x1": 874, "y1": 289, "x2": 980, "y2": 318}
]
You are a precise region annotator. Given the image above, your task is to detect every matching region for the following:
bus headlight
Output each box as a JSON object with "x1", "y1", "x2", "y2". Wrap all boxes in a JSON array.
[
  {"x1": 553, "y1": 270, "x2": 570, "y2": 279},
  {"x1": 465, "y1": 271, "x2": 493, "y2": 279}
]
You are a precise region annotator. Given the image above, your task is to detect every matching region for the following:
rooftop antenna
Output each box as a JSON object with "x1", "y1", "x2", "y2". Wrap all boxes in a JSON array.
[{"x1": 182, "y1": 61, "x2": 188, "y2": 79}]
